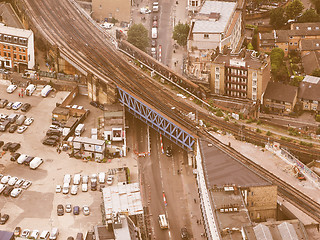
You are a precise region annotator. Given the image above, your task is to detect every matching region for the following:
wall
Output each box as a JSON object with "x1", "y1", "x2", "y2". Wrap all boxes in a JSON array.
[
  {"x1": 245, "y1": 185, "x2": 277, "y2": 222},
  {"x1": 60, "y1": 86, "x2": 79, "y2": 107}
]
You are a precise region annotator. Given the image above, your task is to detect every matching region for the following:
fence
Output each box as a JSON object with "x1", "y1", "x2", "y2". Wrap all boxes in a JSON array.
[{"x1": 38, "y1": 71, "x2": 80, "y2": 82}]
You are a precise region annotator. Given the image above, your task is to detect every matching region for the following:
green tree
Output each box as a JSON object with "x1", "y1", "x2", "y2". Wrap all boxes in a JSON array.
[
  {"x1": 290, "y1": 76, "x2": 304, "y2": 86},
  {"x1": 310, "y1": 0, "x2": 320, "y2": 14},
  {"x1": 312, "y1": 68, "x2": 320, "y2": 77},
  {"x1": 127, "y1": 24, "x2": 149, "y2": 52},
  {"x1": 270, "y1": 8, "x2": 287, "y2": 29},
  {"x1": 270, "y1": 48, "x2": 289, "y2": 82},
  {"x1": 247, "y1": 42, "x2": 254, "y2": 50},
  {"x1": 286, "y1": 0, "x2": 304, "y2": 20},
  {"x1": 298, "y1": 9, "x2": 320, "y2": 22},
  {"x1": 172, "y1": 22, "x2": 190, "y2": 46}
]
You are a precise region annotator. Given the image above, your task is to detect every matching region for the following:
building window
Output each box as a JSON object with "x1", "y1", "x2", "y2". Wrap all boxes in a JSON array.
[
  {"x1": 295, "y1": 27, "x2": 299, "y2": 30},
  {"x1": 289, "y1": 36, "x2": 293, "y2": 39},
  {"x1": 285, "y1": 48, "x2": 288, "y2": 51},
  {"x1": 99, "y1": 4, "x2": 102, "y2": 9},
  {"x1": 294, "y1": 42, "x2": 297, "y2": 45},
  {"x1": 191, "y1": 1, "x2": 198, "y2": 6},
  {"x1": 308, "y1": 27, "x2": 311, "y2": 30},
  {"x1": 4, "y1": 52, "x2": 6, "y2": 57},
  {"x1": 252, "y1": 72, "x2": 257, "y2": 79},
  {"x1": 204, "y1": 34, "x2": 209, "y2": 39},
  {"x1": 215, "y1": 67, "x2": 219, "y2": 73},
  {"x1": 3, "y1": 35, "x2": 7, "y2": 41},
  {"x1": 7, "y1": 36, "x2": 11, "y2": 42},
  {"x1": 23, "y1": 55, "x2": 26, "y2": 61},
  {"x1": 14, "y1": 54, "x2": 17, "y2": 59},
  {"x1": 8, "y1": 53, "x2": 11, "y2": 58},
  {"x1": 253, "y1": 80, "x2": 257, "y2": 86},
  {"x1": 215, "y1": 74, "x2": 219, "y2": 79},
  {"x1": 316, "y1": 27, "x2": 320, "y2": 30},
  {"x1": 290, "y1": 42, "x2": 293, "y2": 45},
  {"x1": 13, "y1": 37, "x2": 18, "y2": 43}
]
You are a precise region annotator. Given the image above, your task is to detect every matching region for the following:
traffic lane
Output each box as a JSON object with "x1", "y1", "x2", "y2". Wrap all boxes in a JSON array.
[
  {"x1": 158, "y1": 0, "x2": 174, "y2": 65},
  {"x1": 148, "y1": 129, "x2": 170, "y2": 240},
  {"x1": 161, "y1": 138, "x2": 192, "y2": 239}
]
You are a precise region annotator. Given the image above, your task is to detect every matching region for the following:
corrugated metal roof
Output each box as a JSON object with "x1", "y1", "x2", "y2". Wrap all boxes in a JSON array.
[
  {"x1": 254, "y1": 224, "x2": 273, "y2": 240},
  {"x1": 303, "y1": 75, "x2": 320, "y2": 84},
  {"x1": 193, "y1": 1, "x2": 236, "y2": 33},
  {"x1": 278, "y1": 222, "x2": 299, "y2": 240}
]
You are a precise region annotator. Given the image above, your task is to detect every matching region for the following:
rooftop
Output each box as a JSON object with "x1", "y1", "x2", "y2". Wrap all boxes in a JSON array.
[
  {"x1": 192, "y1": 1, "x2": 237, "y2": 34},
  {"x1": 0, "y1": 23, "x2": 33, "y2": 38},
  {"x1": 264, "y1": 82, "x2": 298, "y2": 104},
  {"x1": 303, "y1": 75, "x2": 320, "y2": 84},
  {"x1": 298, "y1": 76, "x2": 320, "y2": 101},
  {"x1": 73, "y1": 136, "x2": 105, "y2": 145},
  {"x1": 200, "y1": 139, "x2": 269, "y2": 188},
  {"x1": 301, "y1": 51, "x2": 320, "y2": 75},
  {"x1": 300, "y1": 39, "x2": 320, "y2": 51}
]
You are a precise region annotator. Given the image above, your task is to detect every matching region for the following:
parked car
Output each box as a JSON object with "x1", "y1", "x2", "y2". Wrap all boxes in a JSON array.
[
  {"x1": 8, "y1": 124, "x2": 17, "y2": 133},
  {"x1": 8, "y1": 176, "x2": 18, "y2": 186},
  {"x1": 57, "y1": 204, "x2": 64, "y2": 216},
  {"x1": 10, "y1": 152, "x2": 21, "y2": 161},
  {"x1": 43, "y1": 139, "x2": 58, "y2": 146},
  {"x1": 2, "y1": 142, "x2": 12, "y2": 151},
  {"x1": 46, "y1": 129, "x2": 61, "y2": 136},
  {"x1": 6, "y1": 84, "x2": 17, "y2": 93},
  {"x1": 15, "y1": 179, "x2": 25, "y2": 188},
  {"x1": 17, "y1": 125, "x2": 28, "y2": 133},
  {"x1": 21, "y1": 229, "x2": 31, "y2": 238},
  {"x1": 45, "y1": 135, "x2": 60, "y2": 142},
  {"x1": 21, "y1": 103, "x2": 31, "y2": 112},
  {"x1": 81, "y1": 183, "x2": 88, "y2": 192},
  {"x1": 90, "y1": 181, "x2": 97, "y2": 191},
  {"x1": 0, "y1": 99, "x2": 9, "y2": 108},
  {"x1": 6, "y1": 102, "x2": 13, "y2": 110},
  {"x1": 14, "y1": 227, "x2": 21, "y2": 237},
  {"x1": 65, "y1": 204, "x2": 72, "y2": 213},
  {"x1": 49, "y1": 228, "x2": 59, "y2": 240},
  {"x1": 70, "y1": 185, "x2": 78, "y2": 195},
  {"x1": 39, "y1": 230, "x2": 50, "y2": 240},
  {"x1": 62, "y1": 183, "x2": 69, "y2": 194},
  {"x1": 99, "y1": 184, "x2": 106, "y2": 192},
  {"x1": 83, "y1": 206, "x2": 90, "y2": 216},
  {"x1": 0, "y1": 214, "x2": 9, "y2": 224},
  {"x1": 22, "y1": 180, "x2": 32, "y2": 189},
  {"x1": 89, "y1": 101, "x2": 99, "y2": 107},
  {"x1": 73, "y1": 206, "x2": 80, "y2": 215},
  {"x1": 55, "y1": 185, "x2": 61, "y2": 193},
  {"x1": 1, "y1": 175, "x2": 11, "y2": 184},
  {"x1": 82, "y1": 175, "x2": 89, "y2": 184},
  {"x1": 3, "y1": 186, "x2": 14, "y2": 196},
  {"x1": 0, "y1": 141, "x2": 4, "y2": 148},
  {"x1": 24, "y1": 117, "x2": 34, "y2": 126},
  {"x1": 10, "y1": 188, "x2": 22, "y2": 198},
  {"x1": 98, "y1": 172, "x2": 106, "y2": 183},
  {"x1": 29, "y1": 230, "x2": 39, "y2": 240},
  {"x1": 12, "y1": 102, "x2": 22, "y2": 110},
  {"x1": 8, "y1": 143, "x2": 21, "y2": 152},
  {"x1": 23, "y1": 156, "x2": 34, "y2": 166},
  {"x1": 0, "y1": 184, "x2": 7, "y2": 194},
  {"x1": 17, "y1": 154, "x2": 28, "y2": 164},
  {"x1": 106, "y1": 175, "x2": 114, "y2": 185}
]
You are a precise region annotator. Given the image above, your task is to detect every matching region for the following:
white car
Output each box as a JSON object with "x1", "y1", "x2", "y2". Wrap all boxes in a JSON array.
[
  {"x1": 1, "y1": 175, "x2": 11, "y2": 184},
  {"x1": 83, "y1": 205, "x2": 90, "y2": 216},
  {"x1": 63, "y1": 174, "x2": 71, "y2": 184},
  {"x1": 62, "y1": 183, "x2": 69, "y2": 194},
  {"x1": 82, "y1": 175, "x2": 89, "y2": 184},
  {"x1": 70, "y1": 185, "x2": 78, "y2": 195},
  {"x1": 22, "y1": 180, "x2": 32, "y2": 189},
  {"x1": 12, "y1": 101, "x2": 22, "y2": 110},
  {"x1": 65, "y1": 204, "x2": 72, "y2": 213},
  {"x1": 39, "y1": 230, "x2": 50, "y2": 240},
  {"x1": 17, "y1": 125, "x2": 28, "y2": 133},
  {"x1": 29, "y1": 230, "x2": 39, "y2": 240},
  {"x1": 81, "y1": 183, "x2": 88, "y2": 192},
  {"x1": 56, "y1": 185, "x2": 62, "y2": 193},
  {"x1": 17, "y1": 154, "x2": 28, "y2": 164},
  {"x1": 73, "y1": 174, "x2": 81, "y2": 185},
  {"x1": 8, "y1": 176, "x2": 18, "y2": 186},
  {"x1": 6, "y1": 84, "x2": 17, "y2": 93},
  {"x1": 10, "y1": 188, "x2": 22, "y2": 198},
  {"x1": 91, "y1": 173, "x2": 97, "y2": 182},
  {"x1": 0, "y1": 184, "x2": 6, "y2": 194},
  {"x1": 21, "y1": 229, "x2": 30, "y2": 238},
  {"x1": 98, "y1": 172, "x2": 106, "y2": 183},
  {"x1": 106, "y1": 175, "x2": 114, "y2": 185},
  {"x1": 24, "y1": 117, "x2": 34, "y2": 126}
]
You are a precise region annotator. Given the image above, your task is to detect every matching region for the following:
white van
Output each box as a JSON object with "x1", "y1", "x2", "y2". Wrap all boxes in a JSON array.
[
  {"x1": 26, "y1": 84, "x2": 36, "y2": 96},
  {"x1": 49, "y1": 228, "x2": 59, "y2": 240},
  {"x1": 98, "y1": 172, "x2": 106, "y2": 183},
  {"x1": 30, "y1": 157, "x2": 43, "y2": 169},
  {"x1": 41, "y1": 85, "x2": 52, "y2": 97},
  {"x1": 158, "y1": 214, "x2": 168, "y2": 229},
  {"x1": 17, "y1": 154, "x2": 28, "y2": 164},
  {"x1": 6, "y1": 84, "x2": 17, "y2": 93},
  {"x1": 16, "y1": 115, "x2": 26, "y2": 126},
  {"x1": 73, "y1": 174, "x2": 81, "y2": 185},
  {"x1": 75, "y1": 124, "x2": 85, "y2": 136}
]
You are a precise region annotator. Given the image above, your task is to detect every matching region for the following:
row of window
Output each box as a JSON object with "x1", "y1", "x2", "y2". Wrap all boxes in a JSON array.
[
  {"x1": 190, "y1": 0, "x2": 199, "y2": 7},
  {"x1": 295, "y1": 26, "x2": 320, "y2": 30},
  {"x1": 227, "y1": 68, "x2": 248, "y2": 76},
  {"x1": 2, "y1": 45, "x2": 26, "y2": 52},
  {"x1": 227, "y1": 76, "x2": 247, "y2": 84},
  {"x1": 2, "y1": 52, "x2": 26, "y2": 61},
  {"x1": 0, "y1": 34, "x2": 27, "y2": 45},
  {"x1": 226, "y1": 91, "x2": 247, "y2": 98},
  {"x1": 226, "y1": 84, "x2": 246, "y2": 91}
]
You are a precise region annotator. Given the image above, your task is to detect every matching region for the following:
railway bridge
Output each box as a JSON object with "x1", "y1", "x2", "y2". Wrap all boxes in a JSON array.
[{"x1": 13, "y1": 0, "x2": 197, "y2": 151}]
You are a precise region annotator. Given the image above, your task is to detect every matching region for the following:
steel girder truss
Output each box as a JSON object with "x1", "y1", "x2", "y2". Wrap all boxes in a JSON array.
[{"x1": 118, "y1": 87, "x2": 195, "y2": 150}]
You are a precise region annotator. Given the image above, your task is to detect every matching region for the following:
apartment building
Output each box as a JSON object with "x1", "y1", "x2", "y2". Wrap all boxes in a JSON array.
[
  {"x1": 211, "y1": 49, "x2": 270, "y2": 101},
  {"x1": 187, "y1": 1, "x2": 242, "y2": 81},
  {"x1": 187, "y1": 0, "x2": 204, "y2": 13},
  {"x1": 92, "y1": 0, "x2": 131, "y2": 25},
  {"x1": 298, "y1": 75, "x2": 320, "y2": 113},
  {"x1": 0, "y1": 24, "x2": 34, "y2": 72}
]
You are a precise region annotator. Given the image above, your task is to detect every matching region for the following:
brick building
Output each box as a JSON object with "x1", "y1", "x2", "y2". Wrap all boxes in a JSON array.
[
  {"x1": 211, "y1": 49, "x2": 270, "y2": 101},
  {"x1": 0, "y1": 23, "x2": 34, "y2": 72},
  {"x1": 298, "y1": 75, "x2": 320, "y2": 113},
  {"x1": 92, "y1": 0, "x2": 131, "y2": 26}
]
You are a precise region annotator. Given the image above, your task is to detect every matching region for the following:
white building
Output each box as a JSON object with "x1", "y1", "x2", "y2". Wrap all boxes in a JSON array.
[
  {"x1": 187, "y1": 1, "x2": 242, "y2": 81},
  {"x1": 72, "y1": 137, "x2": 105, "y2": 160},
  {"x1": 0, "y1": 24, "x2": 35, "y2": 72}
]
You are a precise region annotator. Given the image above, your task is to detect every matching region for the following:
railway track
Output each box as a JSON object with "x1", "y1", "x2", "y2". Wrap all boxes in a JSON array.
[{"x1": 200, "y1": 129, "x2": 320, "y2": 223}]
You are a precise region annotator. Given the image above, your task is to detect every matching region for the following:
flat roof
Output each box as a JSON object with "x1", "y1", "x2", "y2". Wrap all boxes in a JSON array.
[
  {"x1": 73, "y1": 136, "x2": 105, "y2": 145},
  {"x1": 200, "y1": 139, "x2": 269, "y2": 188},
  {"x1": 193, "y1": 1, "x2": 237, "y2": 34},
  {"x1": 0, "y1": 24, "x2": 33, "y2": 38}
]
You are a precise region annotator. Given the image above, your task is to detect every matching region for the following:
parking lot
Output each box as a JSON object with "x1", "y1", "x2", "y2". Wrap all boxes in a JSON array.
[{"x1": 0, "y1": 81, "x2": 139, "y2": 239}]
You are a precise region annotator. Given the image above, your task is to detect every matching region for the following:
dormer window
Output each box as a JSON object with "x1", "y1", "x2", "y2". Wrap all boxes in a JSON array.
[
  {"x1": 204, "y1": 34, "x2": 209, "y2": 39},
  {"x1": 296, "y1": 27, "x2": 299, "y2": 30},
  {"x1": 316, "y1": 43, "x2": 319, "y2": 47},
  {"x1": 316, "y1": 27, "x2": 319, "y2": 30},
  {"x1": 308, "y1": 27, "x2": 311, "y2": 30}
]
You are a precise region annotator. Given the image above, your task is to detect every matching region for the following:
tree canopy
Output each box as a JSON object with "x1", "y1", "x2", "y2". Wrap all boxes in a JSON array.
[
  {"x1": 310, "y1": 0, "x2": 320, "y2": 14},
  {"x1": 172, "y1": 22, "x2": 190, "y2": 46},
  {"x1": 270, "y1": 48, "x2": 289, "y2": 82},
  {"x1": 127, "y1": 24, "x2": 149, "y2": 52},
  {"x1": 298, "y1": 9, "x2": 320, "y2": 22},
  {"x1": 312, "y1": 68, "x2": 320, "y2": 77},
  {"x1": 286, "y1": 0, "x2": 304, "y2": 20},
  {"x1": 270, "y1": 8, "x2": 287, "y2": 29}
]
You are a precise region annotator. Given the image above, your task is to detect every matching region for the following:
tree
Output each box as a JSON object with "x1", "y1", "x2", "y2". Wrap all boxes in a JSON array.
[
  {"x1": 127, "y1": 24, "x2": 149, "y2": 52},
  {"x1": 312, "y1": 68, "x2": 320, "y2": 77},
  {"x1": 172, "y1": 22, "x2": 190, "y2": 47},
  {"x1": 270, "y1": 48, "x2": 289, "y2": 82},
  {"x1": 270, "y1": 8, "x2": 287, "y2": 29},
  {"x1": 289, "y1": 76, "x2": 304, "y2": 86},
  {"x1": 286, "y1": 0, "x2": 304, "y2": 20},
  {"x1": 247, "y1": 42, "x2": 254, "y2": 50},
  {"x1": 310, "y1": 0, "x2": 320, "y2": 14},
  {"x1": 298, "y1": 9, "x2": 320, "y2": 22}
]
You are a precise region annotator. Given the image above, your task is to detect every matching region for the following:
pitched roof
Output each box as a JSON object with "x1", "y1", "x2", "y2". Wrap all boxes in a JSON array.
[
  {"x1": 192, "y1": 1, "x2": 237, "y2": 34},
  {"x1": 298, "y1": 80, "x2": 320, "y2": 101},
  {"x1": 276, "y1": 30, "x2": 290, "y2": 42},
  {"x1": 301, "y1": 51, "x2": 320, "y2": 75},
  {"x1": 264, "y1": 82, "x2": 298, "y2": 103},
  {"x1": 300, "y1": 39, "x2": 320, "y2": 51}
]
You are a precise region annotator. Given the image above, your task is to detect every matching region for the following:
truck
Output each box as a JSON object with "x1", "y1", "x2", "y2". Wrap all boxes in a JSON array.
[
  {"x1": 152, "y1": 2, "x2": 159, "y2": 12},
  {"x1": 75, "y1": 124, "x2": 85, "y2": 136},
  {"x1": 152, "y1": 27, "x2": 158, "y2": 39},
  {"x1": 41, "y1": 85, "x2": 53, "y2": 97}
]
